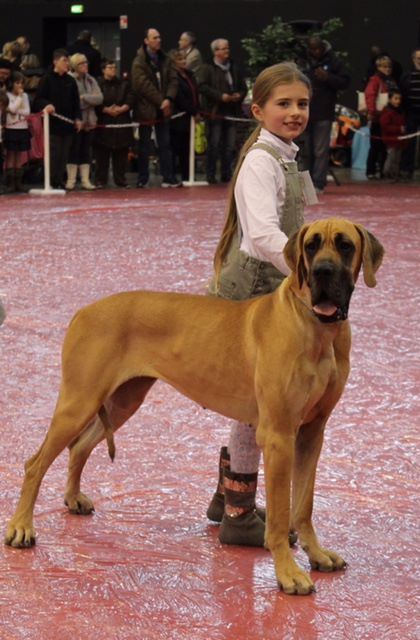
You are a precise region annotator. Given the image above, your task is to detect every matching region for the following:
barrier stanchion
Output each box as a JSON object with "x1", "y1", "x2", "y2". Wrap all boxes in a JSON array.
[
  {"x1": 182, "y1": 117, "x2": 208, "y2": 187},
  {"x1": 30, "y1": 110, "x2": 66, "y2": 196}
]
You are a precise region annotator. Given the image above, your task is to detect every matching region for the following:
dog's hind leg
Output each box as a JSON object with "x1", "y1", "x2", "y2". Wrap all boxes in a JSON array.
[
  {"x1": 64, "y1": 376, "x2": 156, "y2": 515},
  {"x1": 5, "y1": 395, "x2": 104, "y2": 548}
]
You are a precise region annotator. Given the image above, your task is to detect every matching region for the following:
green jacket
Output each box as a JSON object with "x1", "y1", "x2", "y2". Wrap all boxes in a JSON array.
[
  {"x1": 130, "y1": 46, "x2": 178, "y2": 123},
  {"x1": 197, "y1": 59, "x2": 247, "y2": 117}
]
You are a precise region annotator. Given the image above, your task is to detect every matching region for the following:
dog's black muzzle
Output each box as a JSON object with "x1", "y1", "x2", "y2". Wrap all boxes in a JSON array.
[{"x1": 309, "y1": 260, "x2": 354, "y2": 323}]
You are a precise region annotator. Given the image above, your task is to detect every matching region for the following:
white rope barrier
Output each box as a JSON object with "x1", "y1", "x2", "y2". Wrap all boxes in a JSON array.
[
  {"x1": 348, "y1": 124, "x2": 420, "y2": 141},
  {"x1": 27, "y1": 108, "x2": 419, "y2": 196}
]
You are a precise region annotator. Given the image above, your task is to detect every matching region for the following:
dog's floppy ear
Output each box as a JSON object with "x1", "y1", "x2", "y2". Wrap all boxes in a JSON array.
[
  {"x1": 354, "y1": 224, "x2": 384, "y2": 287},
  {"x1": 284, "y1": 224, "x2": 310, "y2": 288}
]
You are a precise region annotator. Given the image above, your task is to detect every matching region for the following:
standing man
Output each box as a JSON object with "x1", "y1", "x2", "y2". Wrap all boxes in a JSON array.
[
  {"x1": 33, "y1": 49, "x2": 82, "y2": 189},
  {"x1": 67, "y1": 31, "x2": 102, "y2": 78},
  {"x1": 400, "y1": 48, "x2": 420, "y2": 180},
  {"x1": 178, "y1": 31, "x2": 202, "y2": 77},
  {"x1": 301, "y1": 36, "x2": 350, "y2": 193},
  {"x1": 198, "y1": 38, "x2": 247, "y2": 184},
  {"x1": 131, "y1": 27, "x2": 181, "y2": 188}
]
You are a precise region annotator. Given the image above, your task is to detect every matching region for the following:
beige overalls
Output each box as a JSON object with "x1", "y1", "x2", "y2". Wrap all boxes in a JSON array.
[
  {"x1": 209, "y1": 142, "x2": 305, "y2": 301},
  {"x1": 208, "y1": 142, "x2": 306, "y2": 474}
]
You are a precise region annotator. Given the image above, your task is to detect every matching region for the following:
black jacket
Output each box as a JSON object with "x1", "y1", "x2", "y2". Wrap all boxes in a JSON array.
[
  {"x1": 94, "y1": 76, "x2": 135, "y2": 148},
  {"x1": 197, "y1": 60, "x2": 247, "y2": 117},
  {"x1": 400, "y1": 68, "x2": 420, "y2": 117},
  {"x1": 170, "y1": 69, "x2": 199, "y2": 133},
  {"x1": 33, "y1": 70, "x2": 82, "y2": 135},
  {"x1": 303, "y1": 44, "x2": 350, "y2": 122}
]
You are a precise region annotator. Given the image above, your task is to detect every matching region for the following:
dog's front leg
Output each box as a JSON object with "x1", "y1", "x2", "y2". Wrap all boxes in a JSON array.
[
  {"x1": 259, "y1": 426, "x2": 315, "y2": 595},
  {"x1": 292, "y1": 418, "x2": 347, "y2": 573}
]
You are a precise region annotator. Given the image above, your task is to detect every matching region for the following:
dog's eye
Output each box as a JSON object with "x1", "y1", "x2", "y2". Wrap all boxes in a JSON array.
[
  {"x1": 337, "y1": 241, "x2": 354, "y2": 253},
  {"x1": 305, "y1": 241, "x2": 318, "y2": 255}
]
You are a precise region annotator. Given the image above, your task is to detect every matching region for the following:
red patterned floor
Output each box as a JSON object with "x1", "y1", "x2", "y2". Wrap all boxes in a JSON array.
[{"x1": 0, "y1": 180, "x2": 418, "y2": 639}]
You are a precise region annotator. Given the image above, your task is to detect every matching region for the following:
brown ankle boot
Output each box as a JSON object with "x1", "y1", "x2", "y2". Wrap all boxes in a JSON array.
[
  {"x1": 207, "y1": 446, "x2": 266, "y2": 523},
  {"x1": 206, "y1": 446, "x2": 230, "y2": 521},
  {"x1": 218, "y1": 469, "x2": 265, "y2": 546}
]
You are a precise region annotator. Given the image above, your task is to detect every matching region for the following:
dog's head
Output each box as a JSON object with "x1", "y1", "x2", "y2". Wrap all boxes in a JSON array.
[{"x1": 284, "y1": 218, "x2": 384, "y2": 323}]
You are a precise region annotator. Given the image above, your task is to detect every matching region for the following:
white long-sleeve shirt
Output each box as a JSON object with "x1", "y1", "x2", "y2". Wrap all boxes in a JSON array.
[
  {"x1": 6, "y1": 92, "x2": 30, "y2": 129},
  {"x1": 235, "y1": 127, "x2": 299, "y2": 276}
]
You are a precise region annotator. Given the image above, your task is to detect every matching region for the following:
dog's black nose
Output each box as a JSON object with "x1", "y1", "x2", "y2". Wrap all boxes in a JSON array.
[{"x1": 313, "y1": 261, "x2": 335, "y2": 278}]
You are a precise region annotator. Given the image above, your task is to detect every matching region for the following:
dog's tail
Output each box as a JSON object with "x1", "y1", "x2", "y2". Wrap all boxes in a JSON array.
[{"x1": 98, "y1": 405, "x2": 116, "y2": 462}]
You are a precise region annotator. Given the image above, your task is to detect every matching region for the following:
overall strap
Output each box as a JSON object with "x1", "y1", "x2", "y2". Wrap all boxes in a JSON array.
[{"x1": 249, "y1": 142, "x2": 289, "y2": 169}]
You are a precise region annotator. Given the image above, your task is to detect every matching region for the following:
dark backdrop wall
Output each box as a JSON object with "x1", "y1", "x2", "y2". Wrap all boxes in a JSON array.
[{"x1": 0, "y1": 0, "x2": 419, "y2": 110}]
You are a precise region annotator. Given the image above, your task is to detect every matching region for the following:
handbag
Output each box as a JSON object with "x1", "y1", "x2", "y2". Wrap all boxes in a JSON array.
[
  {"x1": 357, "y1": 90, "x2": 388, "y2": 113},
  {"x1": 375, "y1": 92, "x2": 388, "y2": 111},
  {"x1": 194, "y1": 121, "x2": 207, "y2": 155}
]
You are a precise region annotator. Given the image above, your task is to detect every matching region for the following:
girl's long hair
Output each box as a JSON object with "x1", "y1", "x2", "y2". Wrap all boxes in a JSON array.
[{"x1": 213, "y1": 62, "x2": 311, "y2": 280}]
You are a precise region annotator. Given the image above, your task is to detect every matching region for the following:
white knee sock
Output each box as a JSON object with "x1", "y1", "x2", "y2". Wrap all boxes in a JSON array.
[{"x1": 228, "y1": 422, "x2": 261, "y2": 473}]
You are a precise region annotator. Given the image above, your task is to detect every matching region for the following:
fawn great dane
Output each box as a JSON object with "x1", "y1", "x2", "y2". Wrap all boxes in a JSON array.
[{"x1": 5, "y1": 217, "x2": 384, "y2": 595}]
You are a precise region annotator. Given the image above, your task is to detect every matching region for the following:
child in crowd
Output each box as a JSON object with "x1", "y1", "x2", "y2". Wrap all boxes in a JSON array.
[
  {"x1": 379, "y1": 90, "x2": 407, "y2": 180},
  {"x1": 0, "y1": 89, "x2": 9, "y2": 194},
  {"x1": 4, "y1": 71, "x2": 31, "y2": 192},
  {"x1": 206, "y1": 62, "x2": 312, "y2": 546}
]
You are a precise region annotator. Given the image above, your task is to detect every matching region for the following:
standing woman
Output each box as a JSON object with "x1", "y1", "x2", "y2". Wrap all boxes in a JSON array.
[
  {"x1": 93, "y1": 59, "x2": 134, "y2": 188},
  {"x1": 168, "y1": 49, "x2": 199, "y2": 182},
  {"x1": 4, "y1": 71, "x2": 31, "y2": 192},
  {"x1": 206, "y1": 62, "x2": 312, "y2": 546},
  {"x1": 67, "y1": 53, "x2": 103, "y2": 190},
  {"x1": 364, "y1": 55, "x2": 399, "y2": 179}
]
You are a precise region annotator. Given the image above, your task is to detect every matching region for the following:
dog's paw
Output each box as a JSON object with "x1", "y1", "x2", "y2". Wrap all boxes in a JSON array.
[
  {"x1": 307, "y1": 547, "x2": 347, "y2": 572},
  {"x1": 274, "y1": 554, "x2": 316, "y2": 595},
  {"x1": 4, "y1": 520, "x2": 36, "y2": 548},
  {"x1": 64, "y1": 492, "x2": 95, "y2": 515}
]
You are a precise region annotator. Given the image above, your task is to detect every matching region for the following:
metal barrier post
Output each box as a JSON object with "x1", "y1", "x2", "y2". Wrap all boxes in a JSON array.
[
  {"x1": 182, "y1": 117, "x2": 208, "y2": 187},
  {"x1": 30, "y1": 110, "x2": 66, "y2": 195}
]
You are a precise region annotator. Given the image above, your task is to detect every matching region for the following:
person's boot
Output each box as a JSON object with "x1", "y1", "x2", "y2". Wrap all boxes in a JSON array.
[
  {"x1": 207, "y1": 446, "x2": 266, "y2": 523},
  {"x1": 79, "y1": 164, "x2": 96, "y2": 190},
  {"x1": 14, "y1": 168, "x2": 28, "y2": 193},
  {"x1": 4, "y1": 169, "x2": 16, "y2": 193},
  {"x1": 206, "y1": 447, "x2": 231, "y2": 521},
  {"x1": 208, "y1": 449, "x2": 298, "y2": 546},
  {"x1": 65, "y1": 164, "x2": 78, "y2": 191},
  {"x1": 218, "y1": 469, "x2": 265, "y2": 546}
]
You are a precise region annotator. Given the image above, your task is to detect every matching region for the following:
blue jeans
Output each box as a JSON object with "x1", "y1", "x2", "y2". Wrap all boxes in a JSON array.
[
  {"x1": 205, "y1": 119, "x2": 237, "y2": 180},
  {"x1": 137, "y1": 121, "x2": 175, "y2": 184},
  {"x1": 303, "y1": 120, "x2": 332, "y2": 190}
]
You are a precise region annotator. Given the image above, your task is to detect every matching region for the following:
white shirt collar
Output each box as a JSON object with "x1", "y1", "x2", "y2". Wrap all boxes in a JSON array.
[{"x1": 257, "y1": 127, "x2": 299, "y2": 161}]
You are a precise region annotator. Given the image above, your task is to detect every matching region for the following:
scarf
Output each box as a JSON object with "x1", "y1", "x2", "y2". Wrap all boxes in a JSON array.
[{"x1": 214, "y1": 60, "x2": 233, "y2": 89}]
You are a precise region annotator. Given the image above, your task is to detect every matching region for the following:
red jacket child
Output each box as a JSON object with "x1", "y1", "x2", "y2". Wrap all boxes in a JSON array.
[{"x1": 379, "y1": 92, "x2": 406, "y2": 149}]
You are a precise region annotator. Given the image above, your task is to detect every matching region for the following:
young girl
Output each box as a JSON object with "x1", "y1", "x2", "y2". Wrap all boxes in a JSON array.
[
  {"x1": 206, "y1": 62, "x2": 312, "y2": 546},
  {"x1": 4, "y1": 71, "x2": 31, "y2": 193}
]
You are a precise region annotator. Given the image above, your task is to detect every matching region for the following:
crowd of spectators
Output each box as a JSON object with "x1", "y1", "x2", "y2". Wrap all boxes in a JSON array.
[{"x1": 0, "y1": 30, "x2": 419, "y2": 194}]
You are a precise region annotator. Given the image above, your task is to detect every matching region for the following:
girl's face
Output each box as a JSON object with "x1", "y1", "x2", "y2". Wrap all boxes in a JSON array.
[
  {"x1": 13, "y1": 80, "x2": 24, "y2": 93},
  {"x1": 251, "y1": 81, "x2": 310, "y2": 143}
]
